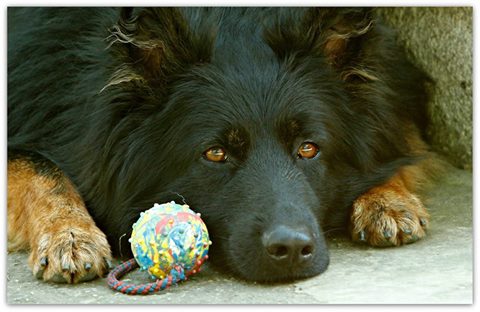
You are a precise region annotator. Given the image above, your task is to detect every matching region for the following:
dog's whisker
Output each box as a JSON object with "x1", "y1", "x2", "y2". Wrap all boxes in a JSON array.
[
  {"x1": 322, "y1": 227, "x2": 345, "y2": 235},
  {"x1": 169, "y1": 191, "x2": 188, "y2": 205},
  {"x1": 118, "y1": 233, "x2": 127, "y2": 258}
]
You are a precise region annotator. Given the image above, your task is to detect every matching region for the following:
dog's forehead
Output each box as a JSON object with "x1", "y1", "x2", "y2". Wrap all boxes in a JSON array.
[
  {"x1": 167, "y1": 57, "x2": 335, "y2": 150},
  {"x1": 186, "y1": 70, "x2": 322, "y2": 129}
]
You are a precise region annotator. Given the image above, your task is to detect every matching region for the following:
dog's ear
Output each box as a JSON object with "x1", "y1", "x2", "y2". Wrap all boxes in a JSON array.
[
  {"x1": 266, "y1": 8, "x2": 375, "y2": 81},
  {"x1": 307, "y1": 8, "x2": 374, "y2": 68},
  {"x1": 108, "y1": 8, "x2": 213, "y2": 88}
]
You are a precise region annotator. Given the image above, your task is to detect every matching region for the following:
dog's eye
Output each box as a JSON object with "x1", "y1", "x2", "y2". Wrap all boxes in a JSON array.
[
  {"x1": 204, "y1": 147, "x2": 228, "y2": 162},
  {"x1": 297, "y1": 142, "x2": 319, "y2": 159}
]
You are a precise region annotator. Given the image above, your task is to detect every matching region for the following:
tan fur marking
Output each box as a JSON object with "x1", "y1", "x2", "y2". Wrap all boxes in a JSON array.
[
  {"x1": 8, "y1": 158, "x2": 112, "y2": 283},
  {"x1": 350, "y1": 123, "x2": 444, "y2": 247},
  {"x1": 351, "y1": 173, "x2": 430, "y2": 246}
]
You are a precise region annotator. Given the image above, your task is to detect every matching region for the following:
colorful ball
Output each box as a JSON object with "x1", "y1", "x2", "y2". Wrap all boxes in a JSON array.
[{"x1": 129, "y1": 201, "x2": 211, "y2": 280}]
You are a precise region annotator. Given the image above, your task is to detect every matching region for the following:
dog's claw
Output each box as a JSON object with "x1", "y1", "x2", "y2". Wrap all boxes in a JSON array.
[
  {"x1": 383, "y1": 230, "x2": 393, "y2": 239},
  {"x1": 40, "y1": 257, "x2": 48, "y2": 268},
  {"x1": 402, "y1": 228, "x2": 412, "y2": 235},
  {"x1": 84, "y1": 262, "x2": 92, "y2": 271},
  {"x1": 420, "y1": 218, "x2": 428, "y2": 227},
  {"x1": 358, "y1": 230, "x2": 366, "y2": 242},
  {"x1": 104, "y1": 258, "x2": 113, "y2": 270},
  {"x1": 62, "y1": 264, "x2": 70, "y2": 272}
]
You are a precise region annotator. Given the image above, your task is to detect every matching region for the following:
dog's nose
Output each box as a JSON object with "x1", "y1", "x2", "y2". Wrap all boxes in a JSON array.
[{"x1": 262, "y1": 226, "x2": 314, "y2": 264}]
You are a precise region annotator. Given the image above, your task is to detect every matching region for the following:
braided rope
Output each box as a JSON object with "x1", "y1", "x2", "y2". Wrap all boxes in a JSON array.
[{"x1": 107, "y1": 256, "x2": 208, "y2": 295}]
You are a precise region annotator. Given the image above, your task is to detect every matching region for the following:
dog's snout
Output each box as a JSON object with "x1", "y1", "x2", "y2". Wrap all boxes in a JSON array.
[{"x1": 263, "y1": 226, "x2": 315, "y2": 265}]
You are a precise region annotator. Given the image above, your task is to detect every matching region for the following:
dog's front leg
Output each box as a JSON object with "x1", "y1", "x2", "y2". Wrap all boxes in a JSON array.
[
  {"x1": 8, "y1": 150, "x2": 112, "y2": 283},
  {"x1": 349, "y1": 166, "x2": 430, "y2": 247}
]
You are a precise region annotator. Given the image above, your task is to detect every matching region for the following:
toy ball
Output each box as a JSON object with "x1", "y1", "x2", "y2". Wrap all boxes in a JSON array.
[{"x1": 129, "y1": 201, "x2": 211, "y2": 280}]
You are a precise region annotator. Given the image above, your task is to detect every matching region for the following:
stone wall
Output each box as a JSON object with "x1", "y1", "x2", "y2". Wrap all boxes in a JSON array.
[{"x1": 376, "y1": 7, "x2": 473, "y2": 169}]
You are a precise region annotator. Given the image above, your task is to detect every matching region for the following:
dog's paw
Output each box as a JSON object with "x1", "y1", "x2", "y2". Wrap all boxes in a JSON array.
[
  {"x1": 29, "y1": 224, "x2": 113, "y2": 284},
  {"x1": 350, "y1": 185, "x2": 429, "y2": 247}
]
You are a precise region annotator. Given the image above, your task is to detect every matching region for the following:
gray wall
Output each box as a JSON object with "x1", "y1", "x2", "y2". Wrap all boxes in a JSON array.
[{"x1": 377, "y1": 7, "x2": 473, "y2": 169}]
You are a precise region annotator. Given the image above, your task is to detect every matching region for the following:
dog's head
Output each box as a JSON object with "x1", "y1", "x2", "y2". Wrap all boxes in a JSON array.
[{"x1": 106, "y1": 8, "x2": 416, "y2": 282}]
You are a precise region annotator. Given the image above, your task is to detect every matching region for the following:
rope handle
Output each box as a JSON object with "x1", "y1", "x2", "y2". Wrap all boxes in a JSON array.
[{"x1": 107, "y1": 256, "x2": 208, "y2": 295}]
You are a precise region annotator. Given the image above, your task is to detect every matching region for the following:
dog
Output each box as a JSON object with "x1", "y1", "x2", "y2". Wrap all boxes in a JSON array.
[{"x1": 8, "y1": 7, "x2": 439, "y2": 283}]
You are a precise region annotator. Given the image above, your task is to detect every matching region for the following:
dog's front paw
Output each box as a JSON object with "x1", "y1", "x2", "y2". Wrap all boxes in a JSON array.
[
  {"x1": 29, "y1": 224, "x2": 113, "y2": 284},
  {"x1": 350, "y1": 184, "x2": 429, "y2": 247}
]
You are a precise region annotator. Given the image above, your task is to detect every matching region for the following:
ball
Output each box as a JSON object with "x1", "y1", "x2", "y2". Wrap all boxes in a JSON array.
[{"x1": 129, "y1": 201, "x2": 211, "y2": 280}]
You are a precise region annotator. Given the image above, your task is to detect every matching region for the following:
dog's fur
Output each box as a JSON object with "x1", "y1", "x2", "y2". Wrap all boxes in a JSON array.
[{"x1": 8, "y1": 7, "x2": 440, "y2": 283}]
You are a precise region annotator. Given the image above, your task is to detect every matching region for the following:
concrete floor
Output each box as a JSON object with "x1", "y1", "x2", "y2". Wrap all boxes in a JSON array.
[{"x1": 6, "y1": 166, "x2": 473, "y2": 304}]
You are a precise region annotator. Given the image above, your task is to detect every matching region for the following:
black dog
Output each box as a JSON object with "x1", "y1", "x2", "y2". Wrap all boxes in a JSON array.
[{"x1": 8, "y1": 7, "x2": 436, "y2": 283}]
